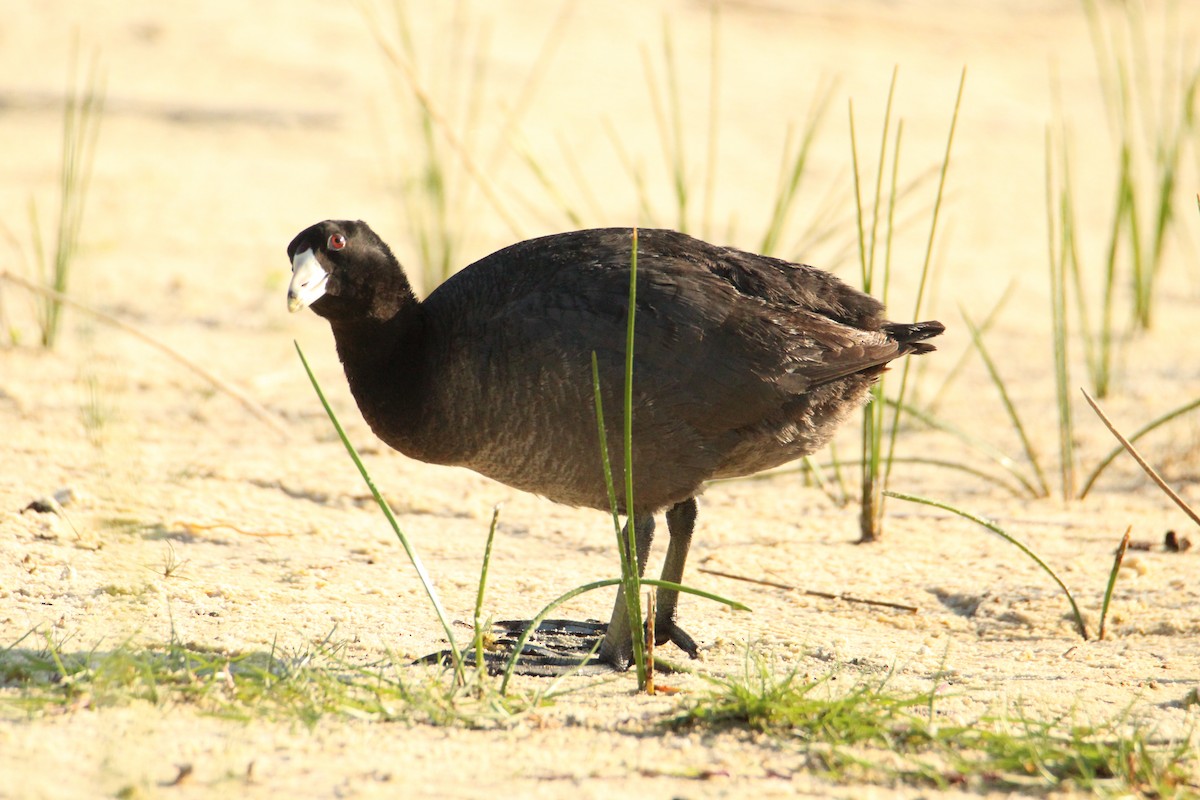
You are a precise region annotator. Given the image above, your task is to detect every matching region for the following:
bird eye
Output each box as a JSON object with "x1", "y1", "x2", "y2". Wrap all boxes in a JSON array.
[{"x1": 328, "y1": 233, "x2": 347, "y2": 251}]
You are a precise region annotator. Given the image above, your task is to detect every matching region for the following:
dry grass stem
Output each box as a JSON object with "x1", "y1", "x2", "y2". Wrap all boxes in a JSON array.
[
  {"x1": 0, "y1": 269, "x2": 288, "y2": 438},
  {"x1": 646, "y1": 590, "x2": 656, "y2": 696},
  {"x1": 1082, "y1": 389, "x2": 1200, "y2": 528},
  {"x1": 697, "y1": 567, "x2": 919, "y2": 613}
]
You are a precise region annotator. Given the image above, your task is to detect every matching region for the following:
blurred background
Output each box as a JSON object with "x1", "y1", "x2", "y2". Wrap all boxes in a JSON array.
[{"x1": 6, "y1": 1, "x2": 1194, "y2": 311}]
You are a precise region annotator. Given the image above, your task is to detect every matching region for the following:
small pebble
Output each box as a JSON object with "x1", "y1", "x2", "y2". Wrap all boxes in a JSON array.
[
  {"x1": 1120, "y1": 556, "x2": 1149, "y2": 577},
  {"x1": 1165, "y1": 530, "x2": 1192, "y2": 553}
]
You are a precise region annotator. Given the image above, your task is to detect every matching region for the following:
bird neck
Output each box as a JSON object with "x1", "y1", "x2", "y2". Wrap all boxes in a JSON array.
[{"x1": 328, "y1": 297, "x2": 430, "y2": 453}]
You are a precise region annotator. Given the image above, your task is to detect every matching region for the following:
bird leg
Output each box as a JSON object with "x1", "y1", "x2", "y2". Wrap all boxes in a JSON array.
[
  {"x1": 597, "y1": 514, "x2": 655, "y2": 669},
  {"x1": 597, "y1": 499, "x2": 702, "y2": 669},
  {"x1": 656, "y1": 498, "x2": 699, "y2": 658},
  {"x1": 468, "y1": 510, "x2": 689, "y2": 675}
]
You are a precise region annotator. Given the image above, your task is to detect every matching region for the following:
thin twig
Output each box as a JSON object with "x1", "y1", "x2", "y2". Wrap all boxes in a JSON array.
[
  {"x1": 1, "y1": 270, "x2": 288, "y2": 439},
  {"x1": 697, "y1": 567, "x2": 919, "y2": 613},
  {"x1": 646, "y1": 590, "x2": 656, "y2": 696},
  {"x1": 173, "y1": 521, "x2": 295, "y2": 539},
  {"x1": 1082, "y1": 389, "x2": 1200, "y2": 528}
]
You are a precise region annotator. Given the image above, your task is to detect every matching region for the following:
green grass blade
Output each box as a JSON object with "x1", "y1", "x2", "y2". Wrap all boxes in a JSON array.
[
  {"x1": 1079, "y1": 0, "x2": 1196, "y2": 335},
  {"x1": 855, "y1": 68, "x2": 962, "y2": 541},
  {"x1": 885, "y1": 490, "x2": 1089, "y2": 640},
  {"x1": 849, "y1": 72, "x2": 897, "y2": 542},
  {"x1": 719, "y1": 455, "x2": 1028, "y2": 498},
  {"x1": 639, "y1": 27, "x2": 688, "y2": 232},
  {"x1": 961, "y1": 309, "x2": 1050, "y2": 497},
  {"x1": 28, "y1": 198, "x2": 48, "y2": 336},
  {"x1": 911, "y1": 66, "x2": 963, "y2": 322},
  {"x1": 884, "y1": 399, "x2": 1045, "y2": 498},
  {"x1": 662, "y1": 25, "x2": 688, "y2": 231},
  {"x1": 1097, "y1": 145, "x2": 1128, "y2": 395},
  {"x1": 623, "y1": 230, "x2": 638, "y2": 524},
  {"x1": 621, "y1": 229, "x2": 647, "y2": 687},
  {"x1": 1045, "y1": 127, "x2": 1077, "y2": 498},
  {"x1": 848, "y1": 99, "x2": 868, "y2": 289},
  {"x1": 881, "y1": 118, "x2": 903, "y2": 302},
  {"x1": 640, "y1": 579, "x2": 749, "y2": 612},
  {"x1": 511, "y1": 135, "x2": 588, "y2": 229},
  {"x1": 587, "y1": 231, "x2": 647, "y2": 689},
  {"x1": 473, "y1": 505, "x2": 501, "y2": 676},
  {"x1": 366, "y1": 4, "x2": 523, "y2": 243},
  {"x1": 866, "y1": 67, "x2": 899, "y2": 293},
  {"x1": 294, "y1": 341, "x2": 463, "y2": 679},
  {"x1": 927, "y1": 278, "x2": 1016, "y2": 412},
  {"x1": 824, "y1": 440, "x2": 851, "y2": 506},
  {"x1": 882, "y1": 67, "x2": 964, "y2": 483},
  {"x1": 759, "y1": 80, "x2": 835, "y2": 256},
  {"x1": 591, "y1": 354, "x2": 622, "y2": 540},
  {"x1": 558, "y1": 133, "x2": 608, "y2": 223},
  {"x1": 482, "y1": 1, "x2": 576, "y2": 169},
  {"x1": 590, "y1": 352, "x2": 646, "y2": 685},
  {"x1": 1098, "y1": 526, "x2": 1131, "y2": 641}
]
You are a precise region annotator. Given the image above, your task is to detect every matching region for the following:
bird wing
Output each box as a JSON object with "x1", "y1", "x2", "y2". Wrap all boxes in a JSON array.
[{"x1": 427, "y1": 227, "x2": 901, "y2": 438}]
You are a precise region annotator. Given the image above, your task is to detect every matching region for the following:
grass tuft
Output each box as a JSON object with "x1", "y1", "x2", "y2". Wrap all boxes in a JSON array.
[
  {"x1": 362, "y1": 1, "x2": 575, "y2": 290},
  {"x1": 1045, "y1": 0, "x2": 1200, "y2": 404},
  {"x1": 0, "y1": 628, "x2": 545, "y2": 728},
  {"x1": 852, "y1": 68, "x2": 963, "y2": 542},
  {"x1": 669, "y1": 652, "x2": 1197, "y2": 793},
  {"x1": 668, "y1": 654, "x2": 925, "y2": 742},
  {"x1": 471, "y1": 505, "x2": 501, "y2": 683},
  {"x1": 1044, "y1": 125, "x2": 1080, "y2": 496},
  {"x1": 29, "y1": 37, "x2": 104, "y2": 349},
  {"x1": 1081, "y1": 0, "x2": 1199, "y2": 333}
]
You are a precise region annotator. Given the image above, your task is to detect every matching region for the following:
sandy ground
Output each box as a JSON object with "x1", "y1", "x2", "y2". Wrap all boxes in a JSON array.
[{"x1": 2, "y1": 1, "x2": 1199, "y2": 797}]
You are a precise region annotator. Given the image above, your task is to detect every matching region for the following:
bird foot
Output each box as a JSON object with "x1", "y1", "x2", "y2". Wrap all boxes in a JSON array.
[
  {"x1": 597, "y1": 618, "x2": 701, "y2": 672},
  {"x1": 654, "y1": 619, "x2": 699, "y2": 660}
]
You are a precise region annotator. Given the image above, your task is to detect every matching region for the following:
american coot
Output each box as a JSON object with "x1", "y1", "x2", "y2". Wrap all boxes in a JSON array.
[{"x1": 287, "y1": 221, "x2": 943, "y2": 670}]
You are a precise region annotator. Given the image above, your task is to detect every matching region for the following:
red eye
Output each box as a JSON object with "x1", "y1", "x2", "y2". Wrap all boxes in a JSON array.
[{"x1": 328, "y1": 233, "x2": 347, "y2": 251}]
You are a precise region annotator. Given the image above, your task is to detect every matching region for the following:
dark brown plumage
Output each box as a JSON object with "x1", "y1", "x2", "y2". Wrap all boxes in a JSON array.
[{"x1": 287, "y1": 220, "x2": 943, "y2": 669}]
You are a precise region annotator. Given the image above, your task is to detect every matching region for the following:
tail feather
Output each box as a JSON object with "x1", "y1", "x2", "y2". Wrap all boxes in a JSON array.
[{"x1": 883, "y1": 320, "x2": 944, "y2": 356}]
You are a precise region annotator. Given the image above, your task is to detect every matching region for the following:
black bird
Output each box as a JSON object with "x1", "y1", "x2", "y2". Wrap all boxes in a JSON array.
[{"x1": 287, "y1": 221, "x2": 943, "y2": 669}]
